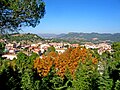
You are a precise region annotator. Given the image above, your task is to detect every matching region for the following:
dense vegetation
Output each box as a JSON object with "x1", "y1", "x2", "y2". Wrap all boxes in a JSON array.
[
  {"x1": 1, "y1": 0, "x2": 120, "y2": 89},
  {"x1": 1, "y1": 33, "x2": 44, "y2": 44},
  {"x1": 0, "y1": 42, "x2": 5, "y2": 56},
  {"x1": 0, "y1": 42, "x2": 120, "y2": 89},
  {"x1": 0, "y1": 0, "x2": 45, "y2": 34}
]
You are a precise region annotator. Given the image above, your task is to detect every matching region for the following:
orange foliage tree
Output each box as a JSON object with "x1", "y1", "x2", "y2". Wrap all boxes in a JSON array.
[{"x1": 34, "y1": 47, "x2": 98, "y2": 78}]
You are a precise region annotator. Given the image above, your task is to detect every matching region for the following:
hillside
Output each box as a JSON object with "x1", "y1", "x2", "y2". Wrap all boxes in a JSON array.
[
  {"x1": 38, "y1": 32, "x2": 120, "y2": 44},
  {"x1": 2, "y1": 33, "x2": 44, "y2": 44}
]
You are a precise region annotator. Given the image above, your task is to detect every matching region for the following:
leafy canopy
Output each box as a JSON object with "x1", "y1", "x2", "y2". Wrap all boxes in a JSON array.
[
  {"x1": 0, "y1": 42, "x2": 5, "y2": 56},
  {"x1": 0, "y1": 0, "x2": 45, "y2": 34}
]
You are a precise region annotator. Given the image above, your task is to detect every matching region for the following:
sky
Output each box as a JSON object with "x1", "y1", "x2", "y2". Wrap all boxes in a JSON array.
[{"x1": 22, "y1": 0, "x2": 120, "y2": 34}]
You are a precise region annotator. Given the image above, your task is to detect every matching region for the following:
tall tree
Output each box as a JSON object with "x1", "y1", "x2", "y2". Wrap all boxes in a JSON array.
[
  {"x1": 0, "y1": 42, "x2": 5, "y2": 56},
  {"x1": 0, "y1": 0, "x2": 45, "y2": 34}
]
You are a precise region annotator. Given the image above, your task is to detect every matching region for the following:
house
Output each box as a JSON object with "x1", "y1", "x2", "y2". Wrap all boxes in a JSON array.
[
  {"x1": 56, "y1": 48, "x2": 66, "y2": 54},
  {"x1": 71, "y1": 44, "x2": 79, "y2": 47},
  {"x1": 2, "y1": 54, "x2": 17, "y2": 60},
  {"x1": 49, "y1": 43, "x2": 64, "y2": 49},
  {"x1": 40, "y1": 44, "x2": 50, "y2": 53},
  {"x1": 97, "y1": 43, "x2": 112, "y2": 55},
  {"x1": 6, "y1": 43, "x2": 14, "y2": 49},
  {"x1": 83, "y1": 43, "x2": 96, "y2": 49}
]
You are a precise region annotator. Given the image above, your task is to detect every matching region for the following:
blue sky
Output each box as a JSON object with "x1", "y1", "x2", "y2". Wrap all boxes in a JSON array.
[{"x1": 22, "y1": 0, "x2": 120, "y2": 34}]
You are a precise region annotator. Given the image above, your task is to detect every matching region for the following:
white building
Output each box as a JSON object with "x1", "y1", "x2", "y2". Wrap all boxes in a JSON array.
[
  {"x1": 56, "y1": 48, "x2": 66, "y2": 54},
  {"x1": 2, "y1": 54, "x2": 17, "y2": 60}
]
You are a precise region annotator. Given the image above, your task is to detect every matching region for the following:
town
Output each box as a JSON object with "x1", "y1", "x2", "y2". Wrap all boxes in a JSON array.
[
  {"x1": 0, "y1": 34, "x2": 112, "y2": 60},
  {"x1": 1, "y1": 0, "x2": 120, "y2": 89}
]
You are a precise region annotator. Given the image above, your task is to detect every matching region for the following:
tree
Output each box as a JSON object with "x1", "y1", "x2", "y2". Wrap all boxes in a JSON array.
[
  {"x1": 97, "y1": 61, "x2": 113, "y2": 90},
  {"x1": 0, "y1": 60, "x2": 21, "y2": 90},
  {"x1": 0, "y1": 0, "x2": 45, "y2": 34},
  {"x1": 112, "y1": 42, "x2": 120, "y2": 52},
  {"x1": 34, "y1": 47, "x2": 98, "y2": 78},
  {"x1": 44, "y1": 46, "x2": 56, "y2": 55},
  {"x1": 0, "y1": 42, "x2": 5, "y2": 56},
  {"x1": 97, "y1": 42, "x2": 120, "y2": 90},
  {"x1": 15, "y1": 52, "x2": 40, "y2": 90},
  {"x1": 72, "y1": 54, "x2": 98, "y2": 90}
]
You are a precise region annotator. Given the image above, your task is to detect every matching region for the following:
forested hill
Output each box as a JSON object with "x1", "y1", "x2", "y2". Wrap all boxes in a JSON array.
[
  {"x1": 38, "y1": 32, "x2": 120, "y2": 43},
  {"x1": 58, "y1": 32, "x2": 120, "y2": 41},
  {"x1": 1, "y1": 33, "x2": 44, "y2": 43}
]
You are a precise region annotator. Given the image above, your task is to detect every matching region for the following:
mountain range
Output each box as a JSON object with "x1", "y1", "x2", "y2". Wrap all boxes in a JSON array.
[{"x1": 38, "y1": 32, "x2": 120, "y2": 43}]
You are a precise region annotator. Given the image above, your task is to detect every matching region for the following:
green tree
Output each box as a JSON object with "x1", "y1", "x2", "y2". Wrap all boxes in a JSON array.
[
  {"x1": 44, "y1": 46, "x2": 56, "y2": 55},
  {"x1": 16, "y1": 52, "x2": 40, "y2": 90},
  {"x1": 0, "y1": 60, "x2": 21, "y2": 90},
  {"x1": 110, "y1": 42, "x2": 120, "y2": 89},
  {"x1": 48, "y1": 46, "x2": 56, "y2": 52},
  {"x1": 97, "y1": 66, "x2": 113, "y2": 90},
  {"x1": 72, "y1": 58, "x2": 98, "y2": 90},
  {"x1": 0, "y1": 42, "x2": 5, "y2": 56},
  {"x1": 114, "y1": 80, "x2": 120, "y2": 90},
  {"x1": 0, "y1": 0, "x2": 45, "y2": 34},
  {"x1": 112, "y1": 42, "x2": 120, "y2": 52},
  {"x1": 97, "y1": 42, "x2": 120, "y2": 90}
]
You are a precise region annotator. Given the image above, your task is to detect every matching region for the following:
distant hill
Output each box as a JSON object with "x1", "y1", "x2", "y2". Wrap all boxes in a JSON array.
[
  {"x1": 2, "y1": 33, "x2": 44, "y2": 44},
  {"x1": 38, "y1": 33, "x2": 58, "y2": 39},
  {"x1": 38, "y1": 32, "x2": 120, "y2": 43}
]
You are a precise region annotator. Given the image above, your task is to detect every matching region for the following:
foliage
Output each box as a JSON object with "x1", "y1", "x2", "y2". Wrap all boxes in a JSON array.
[
  {"x1": 48, "y1": 46, "x2": 56, "y2": 52},
  {"x1": 0, "y1": 42, "x2": 5, "y2": 56},
  {"x1": 44, "y1": 46, "x2": 56, "y2": 55},
  {"x1": 34, "y1": 47, "x2": 98, "y2": 78},
  {"x1": 1, "y1": 42, "x2": 120, "y2": 89},
  {"x1": 72, "y1": 53, "x2": 98, "y2": 90},
  {"x1": 96, "y1": 42, "x2": 120, "y2": 90},
  {"x1": 114, "y1": 80, "x2": 120, "y2": 90},
  {"x1": 112, "y1": 42, "x2": 120, "y2": 51},
  {"x1": 2, "y1": 33, "x2": 44, "y2": 43},
  {"x1": 0, "y1": 60, "x2": 21, "y2": 90},
  {"x1": 97, "y1": 67, "x2": 113, "y2": 90},
  {"x1": 15, "y1": 52, "x2": 39, "y2": 90},
  {"x1": 109, "y1": 42, "x2": 120, "y2": 89},
  {"x1": 34, "y1": 52, "x2": 56, "y2": 77},
  {"x1": 0, "y1": 0, "x2": 45, "y2": 34}
]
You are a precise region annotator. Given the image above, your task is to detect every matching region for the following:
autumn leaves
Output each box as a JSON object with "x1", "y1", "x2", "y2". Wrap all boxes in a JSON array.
[{"x1": 34, "y1": 47, "x2": 98, "y2": 78}]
